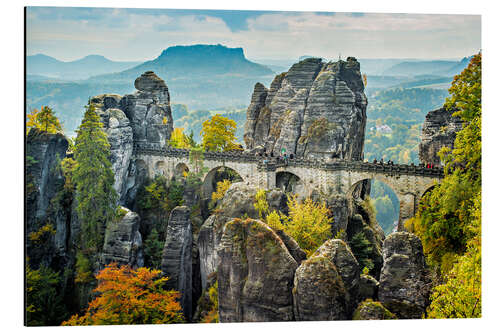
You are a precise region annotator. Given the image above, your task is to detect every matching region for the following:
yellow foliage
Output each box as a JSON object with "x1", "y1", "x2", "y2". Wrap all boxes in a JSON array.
[
  {"x1": 254, "y1": 189, "x2": 269, "y2": 219},
  {"x1": 200, "y1": 114, "x2": 242, "y2": 152},
  {"x1": 200, "y1": 281, "x2": 219, "y2": 323},
  {"x1": 27, "y1": 106, "x2": 63, "y2": 134},
  {"x1": 169, "y1": 127, "x2": 193, "y2": 149},
  {"x1": 211, "y1": 179, "x2": 232, "y2": 204},
  {"x1": 29, "y1": 224, "x2": 56, "y2": 243},
  {"x1": 265, "y1": 210, "x2": 284, "y2": 231}
]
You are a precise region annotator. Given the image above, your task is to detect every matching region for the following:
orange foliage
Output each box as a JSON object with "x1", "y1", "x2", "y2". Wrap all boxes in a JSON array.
[{"x1": 62, "y1": 263, "x2": 184, "y2": 325}]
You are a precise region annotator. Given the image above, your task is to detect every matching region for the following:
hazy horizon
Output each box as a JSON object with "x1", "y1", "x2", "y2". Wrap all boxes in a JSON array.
[{"x1": 26, "y1": 7, "x2": 480, "y2": 63}]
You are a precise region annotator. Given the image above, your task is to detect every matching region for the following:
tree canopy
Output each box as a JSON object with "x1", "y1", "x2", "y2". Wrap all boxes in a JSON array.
[
  {"x1": 200, "y1": 114, "x2": 242, "y2": 152},
  {"x1": 27, "y1": 105, "x2": 63, "y2": 134},
  {"x1": 62, "y1": 263, "x2": 184, "y2": 325}
]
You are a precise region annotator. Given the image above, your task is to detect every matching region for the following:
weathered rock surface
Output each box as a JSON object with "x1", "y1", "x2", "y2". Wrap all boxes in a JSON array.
[
  {"x1": 313, "y1": 239, "x2": 360, "y2": 312},
  {"x1": 419, "y1": 107, "x2": 463, "y2": 166},
  {"x1": 91, "y1": 96, "x2": 134, "y2": 204},
  {"x1": 275, "y1": 229, "x2": 307, "y2": 264},
  {"x1": 161, "y1": 206, "x2": 193, "y2": 320},
  {"x1": 217, "y1": 219, "x2": 298, "y2": 322},
  {"x1": 102, "y1": 207, "x2": 144, "y2": 268},
  {"x1": 378, "y1": 232, "x2": 431, "y2": 319},
  {"x1": 244, "y1": 57, "x2": 367, "y2": 160},
  {"x1": 198, "y1": 183, "x2": 289, "y2": 288},
  {"x1": 293, "y1": 255, "x2": 348, "y2": 321},
  {"x1": 90, "y1": 71, "x2": 174, "y2": 205},
  {"x1": 358, "y1": 274, "x2": 379, "y2": 302},
  {"x1": 26, "y1": 129, "x2": 68, "y2": 232},
  {"x1": 353, "y1": 299, "x2": 397, "y2": 320}
]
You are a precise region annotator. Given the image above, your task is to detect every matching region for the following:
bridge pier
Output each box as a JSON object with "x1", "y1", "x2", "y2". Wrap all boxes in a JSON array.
[{"x1": 397, "y1": 193, "x2": 417, "y2": 231}]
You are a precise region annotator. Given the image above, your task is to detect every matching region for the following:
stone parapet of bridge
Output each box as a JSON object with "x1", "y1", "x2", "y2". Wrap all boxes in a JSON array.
[{"x1": 133, "y1": 143, "x2": 443, "y2": 230}]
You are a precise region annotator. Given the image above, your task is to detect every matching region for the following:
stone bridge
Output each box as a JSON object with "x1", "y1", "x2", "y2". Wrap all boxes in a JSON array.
[{"x1": 133, "y1": 143, "x2": 443, "y2": 230}]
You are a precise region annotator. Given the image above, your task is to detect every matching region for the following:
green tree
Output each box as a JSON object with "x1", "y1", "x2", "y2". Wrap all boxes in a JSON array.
[
  {"x1": 73, "y1": 101, "x2": 118, "y2": 252},
  {"x1": 200, "y1": 114, "x2": 242, "y2": 152},
  {"x1": 348, "y1": 232, "x2": 375, "y2": 272},
  {"x1": 26, "y1": 262, "x2": 67, "y2": 326},
  {"x1": 408, "y1": 53, "x2": 481, "y2": 270},
  {"x1": 27, "y1": 105, "x2": 63, "y2": 134},
  {"x1": 143, "y1": 228, "x2": 164, "y2": 270}
]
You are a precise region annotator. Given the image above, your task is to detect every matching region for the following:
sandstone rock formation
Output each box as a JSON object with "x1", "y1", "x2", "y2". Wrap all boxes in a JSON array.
[
  {"x1": 102, "y1": 207, "x2": 144, "y2": 268},
  {"x1": 353, "y1": 299, "x2": 396, "y2": 320},
  {"x1": 161, "y1": 206, "x2": 193, "y2": 320},
  {"x1": 244, "y1": 57, "x2": 367, "y2": 160},
  {"x1": 217, "y1": 219, "x2": 298, "y2": 322},
  {"x1": 90, "y1": 71, "x2": 174, "y2": 204},
  {"x1": 419, "y1": 107, "x2": 463, "y2": 166},
  {"x1": 26, "y1": 129, "x2": 70, "y2": 267},
  {"x1": 313, "y1": 239, "x2": 360, "y2": 312},
  {"x1": 358, "y1": 274, "x2": 379, "y2": 302},
  {"x1": 293, "y1": 256, "x2": 348, "y2": 321},
  {"x1": 198, "y1": 183, "x2": 288, "y2": 288},
  {"x1": 378, "y1": 232, "x2": 431, "y2": 319},
  {"x1": 26, "y1": 129, "x2": 68, "y2": 232}
]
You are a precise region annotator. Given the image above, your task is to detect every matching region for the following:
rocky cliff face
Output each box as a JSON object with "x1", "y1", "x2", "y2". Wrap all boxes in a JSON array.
[
  {"x1": 102, "y1": 207, "x2": 144, "y2": 268},
  {"x1": 378, "y1": 232, "x2": 431, "y2": 319},
  {"x1": 244, "y1": 57, "x2": 367, "y2": 160},
  {"x1": 217, "y1": 218, "x2": 298, "y2": 322},
  {"x1": 419, "y1": 107, "x2": 463, "y2": 165},
  {"x1": 90, "y1": 71, "x2": 173, "y2": 204},
  {"x1": 161, "y1": 206, "x2": 193, "y2": 320}
]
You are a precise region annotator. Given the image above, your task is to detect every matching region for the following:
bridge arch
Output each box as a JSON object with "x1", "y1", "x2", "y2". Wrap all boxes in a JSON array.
[
  {"x1": 276, "y1": 171, "x2": 307, "y2": 197},
  {"x1": 348, "y1": 178, "x2": 400, "y2": 235},
  {"x1": 173, "y1": 162, "x2": 189, "y2": 180},
  {"x1": 201, "y1": 166, "x2": 243, "y2": 200},
  {"x1": 154, "y1": 161, "x2": 167, "y2": 177}
]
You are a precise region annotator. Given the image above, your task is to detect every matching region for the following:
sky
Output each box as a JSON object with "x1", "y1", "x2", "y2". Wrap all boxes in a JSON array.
[{"x1": 26, "y1": 7, "x2": 481, "y2": 62}]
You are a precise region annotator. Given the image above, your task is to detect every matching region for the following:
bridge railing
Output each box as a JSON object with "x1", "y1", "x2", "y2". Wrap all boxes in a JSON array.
[{"x1": 133, "y1": 143, "x2": 444, "y2": 178}]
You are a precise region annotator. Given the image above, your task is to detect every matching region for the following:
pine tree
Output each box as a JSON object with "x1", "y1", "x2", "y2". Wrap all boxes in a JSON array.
[{"x1": 73, "y1": 101, "x2": 117, "y2": 252}]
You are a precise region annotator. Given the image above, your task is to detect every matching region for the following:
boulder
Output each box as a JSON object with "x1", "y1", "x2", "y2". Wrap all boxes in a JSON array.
[
  {"x1": 419, "y1": 107, "x2": 463, "y2": 166},
  {"x1": 353, "y1": 299, "x2": 397, "y2": 320},
  {"x1": 378, "y1": 232, "x2": 431, "y2": 319},
  {"x1": 102, "y1": 207, "x2": 144, "y2": 268},
  {"x1": 244, "y1": 57, "x2": 367, "y2": 161},
  {"x1": 358, "y1": 274, "x2": 379, "y2": 301},
  {"x1": 161, "y1": 206, "x2": 193, "y2": 320},
  {"x1": 275, "y1": 229, "x2": 307, "y2": 264},
  {"x1": 313, "y1": 239, "x2": 360, "y2": 312},
  {"x1": 293, "y1": 256, "x2": 348, "y2": 321},
  {"x1": 217, "y1": 219, "x2": 298, "y2": 322}
]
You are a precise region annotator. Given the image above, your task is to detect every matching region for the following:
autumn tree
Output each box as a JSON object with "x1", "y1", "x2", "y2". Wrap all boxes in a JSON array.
[
  {"x1": 200, "y1": 114, "x2": 242, "y2": 152},
  {"x1": 62, "y1": 263, "x2": 184, "y2": 325},
  {"x1": 169, "y1": 127, "x2": 197, "y2": 149},
  {"x1": 27, "y1": 106, "x2": 63, "y2": 134},
  {"x1": 73, "y1": 101, "x2": 118, "y2": 252}
]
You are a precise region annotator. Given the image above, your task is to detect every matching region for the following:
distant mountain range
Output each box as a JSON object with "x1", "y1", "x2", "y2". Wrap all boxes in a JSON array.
[
  {"x1": 89, "y1": 44, "x2": 273, "y2": 82},
  {"x1": 25, "y1": 43, "x2": 471, "y2": 136},
  {"x1": 26, "y1": 54, "x2": 141, "y2": 80}
]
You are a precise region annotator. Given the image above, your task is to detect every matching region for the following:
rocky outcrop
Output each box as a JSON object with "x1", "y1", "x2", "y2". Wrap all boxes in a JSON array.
[
  {"x1": 102, "y1": 207, "x2": 144, "y2": 268},
  {"x1": 198, "y1": 183, "x2": 288, "y2": 288},
  {"x1": 419, "y1": 107, "x2": 463, "y2": 165},
  {"x1": 313, "y1": 239, "x2": 360, "y2": 312},
  {"x1": 91, "y1": 96, "x2": 134, "y2": 204},
  {"x1": 90, "y1": 71, "x2": 174, "y2": 205},
  {"x1": 378, "y1": 232, "x2": 431, "y2": 319},
  {"x1": 217, "y1": 218, "x2": 298, "y2": 322},
  {"x1": 26, "y1": 129, "x2": 68, "y2": 233},
  {"x1": 353, "y1": 300, "x2": 396, "y2": 320},
  {"x1": 161, "y1": 206, "x2": 193, "y2": 320},
  {"x1": 244, "y1": 57, "x2": 367, "y2": 160},
  {"x1": 122, "y1": 71, "x2": 173, "y2": 145},
  {"x1": 293, "y1": 256, "x2": 348, "y2": 321},
  {"x1": 358, "y1": 274, "x2": 379, "y2": 302}
]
